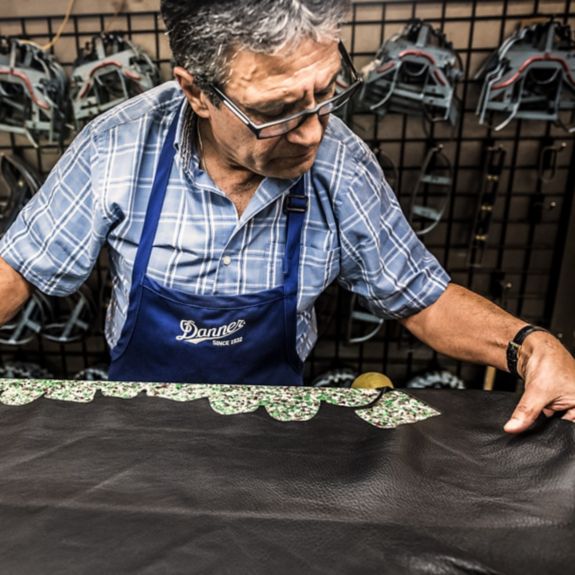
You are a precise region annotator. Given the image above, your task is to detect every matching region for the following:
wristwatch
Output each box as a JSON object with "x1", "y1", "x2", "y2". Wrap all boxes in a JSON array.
[{"x1": 506, "y1": 325, "x2": 548, "y2": 379}]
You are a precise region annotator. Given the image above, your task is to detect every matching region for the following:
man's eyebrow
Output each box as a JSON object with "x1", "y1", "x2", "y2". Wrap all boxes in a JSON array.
[
  {"x1": 248, "y1": 68, "x2": 342, "y2": 113},
  {"x1": 249, "y1": 100, "x2": 289, "y2": 113}
]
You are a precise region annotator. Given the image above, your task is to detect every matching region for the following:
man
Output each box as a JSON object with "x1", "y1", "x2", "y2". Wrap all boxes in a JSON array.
[{"x1": 0, "y1": 0, "x2": 573, "y2": 433}]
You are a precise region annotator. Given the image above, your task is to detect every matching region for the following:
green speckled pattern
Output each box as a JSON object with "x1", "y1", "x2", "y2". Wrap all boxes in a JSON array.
[{"x1": 0, "y1": 379, "x2": 439, "y2": 429}]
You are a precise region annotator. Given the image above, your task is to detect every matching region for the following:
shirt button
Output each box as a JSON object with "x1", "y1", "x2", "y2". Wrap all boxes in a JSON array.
[{"x1": 222, "y1": 255, "x2": 232, "y2": 266}]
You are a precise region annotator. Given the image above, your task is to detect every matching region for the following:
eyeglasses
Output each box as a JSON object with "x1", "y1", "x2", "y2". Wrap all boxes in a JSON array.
[{"x1": 208, "y1": 42, "x2": 362, "y2": 139}]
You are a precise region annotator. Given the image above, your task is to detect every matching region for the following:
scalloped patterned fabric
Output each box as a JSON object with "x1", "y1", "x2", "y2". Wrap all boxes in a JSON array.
[{"x1": 0, "y1": 379, "x2": 439, "y2": 429}]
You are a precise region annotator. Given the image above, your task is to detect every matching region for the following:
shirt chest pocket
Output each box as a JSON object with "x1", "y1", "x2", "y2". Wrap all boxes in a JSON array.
[{"x1": 269, "y1": 242, "x2": 340, "y2": 294}]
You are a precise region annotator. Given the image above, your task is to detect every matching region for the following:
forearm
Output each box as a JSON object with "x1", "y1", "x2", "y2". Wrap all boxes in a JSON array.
[
  {"x1": 400, "y1": 282, "x2": 527, "y2": 372},
  {"x1": 0, "y1": 256, "x2": 33, "y2": 325}
]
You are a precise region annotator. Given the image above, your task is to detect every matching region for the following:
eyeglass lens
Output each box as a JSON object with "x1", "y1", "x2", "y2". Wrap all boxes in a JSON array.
[{"x1": 257, "y1": 87, "x2": 357, "y2": 138}]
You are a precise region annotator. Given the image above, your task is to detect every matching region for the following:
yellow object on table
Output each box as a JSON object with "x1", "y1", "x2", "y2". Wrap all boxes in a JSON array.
[{"x1": 352, "y1": 372, "x2": 394, "y2": 390}]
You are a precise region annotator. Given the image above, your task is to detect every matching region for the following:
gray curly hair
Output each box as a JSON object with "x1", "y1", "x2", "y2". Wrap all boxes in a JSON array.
[{"x1": 160, "y1": 0, "x2": 350, "y2": 99}]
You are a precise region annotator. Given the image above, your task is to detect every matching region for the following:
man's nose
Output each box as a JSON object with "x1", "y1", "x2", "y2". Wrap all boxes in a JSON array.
[{"x1": 285, "y1": 112, "x2": 325, "y2": 147}]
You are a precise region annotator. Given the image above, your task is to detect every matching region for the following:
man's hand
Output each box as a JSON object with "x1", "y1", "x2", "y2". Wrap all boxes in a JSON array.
[
  {"x1": 400, "y1": 284, "x2": 575, "y2": 434},
  {"x1": 504, "y1": 332, "x2": 575, "y2": 433}
]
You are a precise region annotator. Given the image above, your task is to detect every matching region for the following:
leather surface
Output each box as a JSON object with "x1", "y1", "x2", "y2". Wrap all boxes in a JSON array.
[{"x1": 0, "y1": 389, "x2": 573, "y2": 574}]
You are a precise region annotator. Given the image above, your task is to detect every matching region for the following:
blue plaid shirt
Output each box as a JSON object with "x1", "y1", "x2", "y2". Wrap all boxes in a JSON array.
[{"x1": 0, "y1": 81, "x2": 449, "y2": 359}]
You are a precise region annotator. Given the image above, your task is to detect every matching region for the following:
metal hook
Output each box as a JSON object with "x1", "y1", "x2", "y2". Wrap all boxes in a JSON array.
[
  {"x1": 538, "y1": 141, "x2": 567, "y2": 183},
  {"x1": 409, "y1": 144, "x2": 453, "y2": 237}
]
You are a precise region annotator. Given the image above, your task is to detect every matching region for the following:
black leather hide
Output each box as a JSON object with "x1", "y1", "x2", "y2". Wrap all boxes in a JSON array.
[{"x1": 0, "y1": 389, "x2": 573, "y2": 574}]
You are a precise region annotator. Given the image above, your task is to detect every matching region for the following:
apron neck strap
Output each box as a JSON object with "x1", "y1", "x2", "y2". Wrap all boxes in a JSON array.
[
  {"x1": 131, "y1": 112, "x2": 180, "y2": 288},
  {"x1": 282, "y1": 175, "x2": 307, "y2": 291}
]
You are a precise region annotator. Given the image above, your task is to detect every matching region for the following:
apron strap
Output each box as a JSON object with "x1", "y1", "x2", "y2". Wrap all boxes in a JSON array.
[
  {"x1": 282, "y1": 175, "x2": 307, "y2": 294},
  {"x1": 130, "y1": 113, "x2": 180, "y2": 288},
  {"x1": 282, "y1": 176, "x2": 307, "y2": 364}
]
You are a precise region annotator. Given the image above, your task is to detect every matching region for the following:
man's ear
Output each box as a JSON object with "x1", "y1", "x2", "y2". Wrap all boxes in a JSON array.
[{"x1": 173, "y1": 66, "x2": 211, "y2": 118}]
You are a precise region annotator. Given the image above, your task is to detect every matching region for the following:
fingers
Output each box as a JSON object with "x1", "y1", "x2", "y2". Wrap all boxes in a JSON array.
[
  {"x1": 504, "y1": 388, "x2": 549, "y2": 434},
  {"x1": 505, "y1": 389, "x2": 575, "y2": 431}
]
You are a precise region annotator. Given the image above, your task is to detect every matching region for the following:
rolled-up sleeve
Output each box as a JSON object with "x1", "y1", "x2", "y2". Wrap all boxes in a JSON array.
[
  {"x1": 336, "y1": 144, "x2": 450, "y2": 319},
  {"x1": 0, "y1": 126, "x2": 112, "y2": 295}
]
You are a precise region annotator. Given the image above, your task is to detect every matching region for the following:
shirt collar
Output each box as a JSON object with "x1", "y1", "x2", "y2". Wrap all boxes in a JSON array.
[{"x1": 173, "y1": 98, "x2": 200, "y2": 172}]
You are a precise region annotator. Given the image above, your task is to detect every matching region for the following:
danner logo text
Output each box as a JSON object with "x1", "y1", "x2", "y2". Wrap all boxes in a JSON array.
[{"x1": 176, "y1": 319, "x2": 246, "y2": 345}]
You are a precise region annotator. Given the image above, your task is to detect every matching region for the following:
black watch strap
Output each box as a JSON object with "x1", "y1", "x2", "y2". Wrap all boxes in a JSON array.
[{"x1": 506, "y1": 325, "x2": 548, "y2": 379}]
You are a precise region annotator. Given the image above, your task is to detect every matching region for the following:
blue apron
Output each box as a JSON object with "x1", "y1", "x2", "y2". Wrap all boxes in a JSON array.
[{"x1": 108, "y1": 114, "x2": 306, "y2": 385}]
